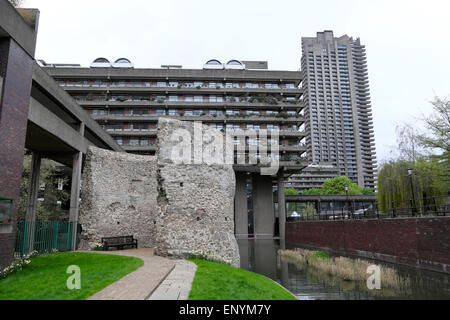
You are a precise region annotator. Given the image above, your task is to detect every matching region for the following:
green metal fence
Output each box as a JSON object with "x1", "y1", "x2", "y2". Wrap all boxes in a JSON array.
[{"x1": 14, "y1": 221, "x2": 75, "y2": 258}]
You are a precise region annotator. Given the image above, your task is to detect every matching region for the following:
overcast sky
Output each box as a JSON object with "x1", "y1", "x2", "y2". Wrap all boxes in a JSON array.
[{"x1": 24, "y1": 0, "x2": 450, "y2": 163}]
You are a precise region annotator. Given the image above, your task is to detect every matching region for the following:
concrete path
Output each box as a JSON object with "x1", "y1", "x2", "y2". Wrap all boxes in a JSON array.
[
  {"x1": 82, "y1": 248, "x2": 175, "y2": 300},
  {"x1": 148, "y1": 260, "x2": 197, "y2": 300}
]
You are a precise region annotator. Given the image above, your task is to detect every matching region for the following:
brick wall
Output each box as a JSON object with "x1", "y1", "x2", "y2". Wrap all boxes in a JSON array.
[
  {"x1": 0, "y1": 38, "x2": 34, "y2": 269},
  {"x1": 286, "y1": 217, "x2": 450, "y2": 273}
]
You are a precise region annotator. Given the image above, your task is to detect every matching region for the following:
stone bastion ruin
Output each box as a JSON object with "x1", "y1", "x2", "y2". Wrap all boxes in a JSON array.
[{"x1": 79, "y1": 118, "x2": 240, "y2": 267}]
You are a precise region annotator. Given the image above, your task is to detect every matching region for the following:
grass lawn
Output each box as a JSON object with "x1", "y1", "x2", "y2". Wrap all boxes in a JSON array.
[
  {"x1": 188, "y1": 259, "x2": 297, "y2": 300},
  {"x1": 0, "y1": 252, "x2": 144, "y2": 300}
]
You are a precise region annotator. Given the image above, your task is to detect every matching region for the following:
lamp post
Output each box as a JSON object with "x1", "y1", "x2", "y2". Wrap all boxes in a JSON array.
[
  {"x1": 345, "y1": 185, "x2": 350, "y2": 219},
  {"x1": 408, "y1": 168, "x2": 417, "y2": 216}
]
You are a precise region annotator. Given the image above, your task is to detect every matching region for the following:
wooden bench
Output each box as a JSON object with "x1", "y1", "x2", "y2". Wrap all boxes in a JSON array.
[{"x1": 101, "y1": 236, "x2": 138, "y2": 251}]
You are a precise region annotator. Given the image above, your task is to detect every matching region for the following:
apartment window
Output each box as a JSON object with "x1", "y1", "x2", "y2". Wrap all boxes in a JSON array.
[
  {"x1": 129, "y1": 139, "x2": 139, "y2": 146},
  {"x1": 168, "y1": 82, "x2": 179, "y2": 87},
  {"x1": 157, "y1": 82, "x2": 166, "y2": 87},
  {"x1": 169, "y1": 96, "x2": 178, "y2": 101},
  {"x1": 194, "y1": 96, "x2": 203, "y2": 102}
]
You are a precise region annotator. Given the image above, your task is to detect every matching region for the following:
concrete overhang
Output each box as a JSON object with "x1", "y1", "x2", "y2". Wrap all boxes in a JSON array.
[
  {"x1": 44, "y1": 67, "x2": 303, "y2": 84},
  {"x1": 31, "y1": 63, "x2": 123, "y2": 154},
  {"x1": 0, "y1": 0, "x2": 38, "y2": 57}
]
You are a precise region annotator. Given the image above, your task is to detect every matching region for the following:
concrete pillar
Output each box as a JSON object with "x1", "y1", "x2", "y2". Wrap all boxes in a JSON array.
[
  {"x1": 254, "y1": 240, "x2": 278, "y2": 279},
  {"x1": 237, "y1": 239, "x2": 250, "y2": 270},
  {"x1": 24, "y1": 152, "x2": 41, "y2": 252},
  {"x1": 277, "y1": 170, "x2": 286, "y2": 240},
  {"x1": 234, "y1": 172, "x2": 249, "y2": 239},
  {"x1": 69, "y1": 151, "x2": 83, "y2": 251},
  {"x1": 252, "y1": 174, "x2": 274, "y2": 239}
]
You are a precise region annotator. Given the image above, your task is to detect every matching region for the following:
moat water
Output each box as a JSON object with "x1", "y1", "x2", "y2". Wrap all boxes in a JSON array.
[{"x1": 237, "y1": 239, "x2": 450, "y2": 300}]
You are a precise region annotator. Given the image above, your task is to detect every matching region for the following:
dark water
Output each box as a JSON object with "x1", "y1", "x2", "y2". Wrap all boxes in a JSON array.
[{"x1": 237, "y1": 239, "x2": 450, "y2": 300}]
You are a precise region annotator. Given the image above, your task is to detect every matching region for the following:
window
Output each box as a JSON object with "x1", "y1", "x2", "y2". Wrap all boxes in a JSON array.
[
  {"x1": 129, "y1": 139, "x2": 139, "y2": 146},
  {"x1": 157, "y1": 82, "x2": 166, "y2": 87}
]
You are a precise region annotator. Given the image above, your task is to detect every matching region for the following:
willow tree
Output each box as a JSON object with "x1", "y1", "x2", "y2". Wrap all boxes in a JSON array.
[{"x1": 377, "y1": 158, "x2": 449, "y2": 213}]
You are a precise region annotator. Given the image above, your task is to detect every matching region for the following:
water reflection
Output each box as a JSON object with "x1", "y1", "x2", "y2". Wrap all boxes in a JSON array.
[{"x1": 237, "y1": 239, "x2": 450, "y2": 300}]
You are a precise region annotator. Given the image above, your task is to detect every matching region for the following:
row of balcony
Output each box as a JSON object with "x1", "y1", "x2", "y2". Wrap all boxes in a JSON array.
[
  {"x1": 57, "y1": 80, "x2": 298, "y2": 90},
  {"x1": 91, "y1": 114, "x2": 305, "y2": 124},
  {"x1": 105, "y1": 128, "x2": 306, "y2": 138},
  {"x1": 62, "y1": 85, "x2": 303, "y2": 96},
  {"x1": 78, "y1": 100, "x2": 303, "y2": 109}
]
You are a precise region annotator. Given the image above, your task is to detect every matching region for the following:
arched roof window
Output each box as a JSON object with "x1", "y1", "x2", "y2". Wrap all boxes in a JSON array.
[
  {"x1": 93, "y1": 57, "x2": 110, "y2": 63},
  {"x1": 227, "y1": 60, "x2": 243, "y2": 66},
  {"x1": 206, "y1": 59, "x2": 222, "y2": 65},
  {"x1": 115, "y1": 58, "x2": 131, "y2": 64},
  {"x1": 225, "y1": 59, "x2": 245, "y2": 70},
  {"x1": 204, "y1": 59, "x2": 224, "y2": 70}
]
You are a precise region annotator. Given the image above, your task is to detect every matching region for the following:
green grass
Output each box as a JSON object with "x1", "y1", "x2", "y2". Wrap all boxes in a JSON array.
[
  {"x1": 188, "y1": 259, "x2": 296, "y2": 300},
  {"x1": 0, "y1": 252, "x2": 144, "y2": 300}
]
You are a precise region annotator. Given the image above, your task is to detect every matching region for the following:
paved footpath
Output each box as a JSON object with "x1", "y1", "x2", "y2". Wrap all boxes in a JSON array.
[
  {"x1": 82, "y1": 248, "x2": 176, "y2": 300},
  {"x1": 148, "y1": 260, "x2": 197, "y2": 300}
]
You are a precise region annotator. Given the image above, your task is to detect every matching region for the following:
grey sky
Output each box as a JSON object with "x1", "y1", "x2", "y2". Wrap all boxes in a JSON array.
[{"x1": 25, "y1": 0, "x2": 450, "y2": 163}]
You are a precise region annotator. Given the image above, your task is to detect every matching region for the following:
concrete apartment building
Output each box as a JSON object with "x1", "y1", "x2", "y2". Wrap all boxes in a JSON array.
[
  {"x1": 286, "y1": 162, "x2": 339, "y2": 192},
  {"x1": 292, "y1": 30, "x2": 377, "y2": 191},
  {"x1": 42, "y1": 59, "x2": 307, "y2": 239}
]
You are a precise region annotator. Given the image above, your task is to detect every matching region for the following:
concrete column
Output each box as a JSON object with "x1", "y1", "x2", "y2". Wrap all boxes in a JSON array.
[
  {"x1": 24, "y1": 152, "x2": 41, "y2": 252},
  {"x1": 277, "y1": 170, "x2": 286, "y2": 240},
  {"x1": 254, "y1": 240, "x2": 277, "y2": 279},
  {"x1": 234, "y1": 172, "x2": 249, "y2": 239},
  {"x1": 69, "y1": 150, "x2": 83, "y2": 251},
  {"x1": 252, "y1": 174, "x2": 274, "y2": 239}
]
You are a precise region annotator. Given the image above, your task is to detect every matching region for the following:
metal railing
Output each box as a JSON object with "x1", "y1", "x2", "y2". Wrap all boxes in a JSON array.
[
  {"x1": 14, "y1": 221, "x2": 75, "y2": 258},
  {"x1": 287, "y1": 195, "x2": 449, "y2": 222}
]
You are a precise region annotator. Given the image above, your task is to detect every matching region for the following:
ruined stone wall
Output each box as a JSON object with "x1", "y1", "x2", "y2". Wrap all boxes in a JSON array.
[
  {"x1": 155, "y1": 118, "x2": 238, "y2": 266},
  {"x1": 79, "y1": 118, "x2": 240, "y2": 267},
  {"x1": 79, "y1": 148, "x2": 159, "y2": 250}
]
